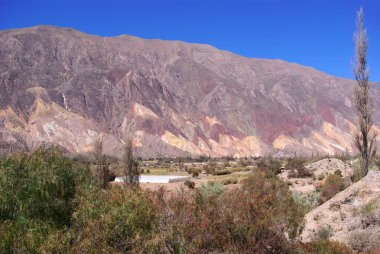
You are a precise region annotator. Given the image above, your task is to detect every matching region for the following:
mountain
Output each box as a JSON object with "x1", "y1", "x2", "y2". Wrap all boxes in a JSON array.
[{"x1": 0, "y1": 25, "x2": 379, "y2": 157}]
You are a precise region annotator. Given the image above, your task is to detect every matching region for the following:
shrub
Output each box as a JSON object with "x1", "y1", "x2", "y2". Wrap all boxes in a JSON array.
[
  {"x1": 286, "y1": 158, "x2": 314, "y2": 178},
  {"x1": 301, "y1": 240, "x2": 354, "y2": 254},
  {"x1": 348, "y1": 231, "x2": 378, "y2": 253},
  {"x1": 334, "y1": 169, "x2": 343, "y2": 177},
  {"x1": 0, "y1": 148, "x2": 77, "y2": 227},
  {"x1": 214, "y1": 169, "x2": 231, "y2": 175},
  {"x1": 359, "y1": 200, "x2": 378, "y2": 217},
  {"x1": 319, "y1": 174, "x2": 345, "y2": 203},
  {"x1": 317, "y1": 226, "x2": 331, "y2": 240},
  {"x1": 184, "y1": 180, "x2": 195, "y2": 189},
  {"x1": 0, "y1": 148, "x2": 82, "y2": 252},
  {"x1": 157, "y1": 168, "x2": 304, "y2": 253},
  {"x1": 221, "y1": 178, "x2": 238, "y2": 185},
  {"x1": 43, "y1": 187, "x2": 159, "y2": 253},
  {"x1": 318, "y1": 173, "x2": 325, "y2": 180},
  {"x1": 288, "y1": 167, "x2": 314, "y2": 178},
  {"x1": 292, "y1": 191, "x2": 320, "y2": 215},
  {"x1": 256, "y1": 157, "x2": 282, "y2": 175},
  {"x1": 199, "y1": 182, "x2": 225, "y2": 197},
  {"x1": 285, "y1": 157, "x2": 306, "y2": 170}
]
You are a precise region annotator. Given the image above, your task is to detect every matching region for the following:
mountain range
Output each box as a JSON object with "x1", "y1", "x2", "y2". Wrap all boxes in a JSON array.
[{"x1": 1, "y1": 25, "x2": 379, "y2": 157}]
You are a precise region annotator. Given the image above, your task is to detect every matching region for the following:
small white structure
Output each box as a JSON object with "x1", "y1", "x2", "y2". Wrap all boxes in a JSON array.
[{"x1": 114, "y1": 175, "x2": 190, "y2": 184}]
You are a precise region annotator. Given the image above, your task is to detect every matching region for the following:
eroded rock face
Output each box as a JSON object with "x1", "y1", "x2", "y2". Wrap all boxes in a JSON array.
[
  {"x1": 300, "y1": 171, "x2": 380, "y2": 252},
  {"x1": 1, "y1": 25, "x2": 379, "y2": 157}
]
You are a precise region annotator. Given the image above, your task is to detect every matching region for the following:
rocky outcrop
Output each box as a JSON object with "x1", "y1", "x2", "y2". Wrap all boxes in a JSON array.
[
  {"x1": 300, "y1": 170, "x2": 380, "y2": 252},
  {"x1": 0, "y1": 25, "x2": 379, "y2": 157}
]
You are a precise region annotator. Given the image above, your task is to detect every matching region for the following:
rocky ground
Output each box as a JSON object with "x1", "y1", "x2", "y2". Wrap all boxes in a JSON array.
[
  {"x1": 299, "y1": 170, "x2": 380, "y2": 252},
  {"x1": 279, "y1": 158, "x2": 354, "y2": 193}
]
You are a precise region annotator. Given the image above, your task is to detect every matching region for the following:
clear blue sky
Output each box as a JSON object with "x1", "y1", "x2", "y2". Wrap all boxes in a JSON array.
[{"x1": 1, "y1": 0, "x2": 379, "y2": 81}]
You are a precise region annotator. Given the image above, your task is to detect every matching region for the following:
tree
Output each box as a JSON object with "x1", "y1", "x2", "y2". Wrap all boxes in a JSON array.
[
  {"x1": 93, "y1": 139, "x2": 110, "y2": 189},
  {"x1": 121, "y1": 138, "x2": 140, "y2": 187},
  {"x1": 352, "y1": 7, "x2": 376, "y2": 178}
]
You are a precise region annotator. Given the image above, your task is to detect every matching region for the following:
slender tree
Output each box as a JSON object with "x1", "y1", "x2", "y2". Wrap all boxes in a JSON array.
[
  {"x1": 93, "y1": 138, "x2": 110, "y2": 188},
  {"x1": 121, "y1": 138, "x2": 140, "y2": 187},
  {"x1": 353, "y1": 7, "x2": 376, "y2": 177}
]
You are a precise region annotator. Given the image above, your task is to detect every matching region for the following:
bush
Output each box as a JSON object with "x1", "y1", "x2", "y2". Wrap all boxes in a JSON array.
[
  {"x1": 184, "y1": 180, "x2": 195, "y2": 189},
  {"x1": 317, "y1": 226, "x2": 331, "y2": 240},
  {"x1": 214, "y1": 169, "x2": 231, "y2": 175},
  {"x1": 334, "y1": 169, "x2": 342, "y2": 177},
  {"x1": 348, "y1": 231, "x2": 379, "y2": 253},
  {"x1": 300, "y1": 240, "x2": 354, "y2": 254},
  {"x1": 0, "y1": 148, "x2": 77, "y2": 226},
  {"x1": 0, "y1": 148, "x2": 83, "y2": 252},
  {"x1": 157, "y1": 168, "x2": 304, "y2": 253},
  {"x1": 318, "y1": 173, "x2": 325, "y2": 180},
  {"x1": 319, "y1": 174, "x2": 345, "y2": 203},
  {"x1": 43, "y1": 187, "x2": 159, "y2": 253},
  {"x1": 199, "y1": 182, "x2": 225, "y2": 197},
  {"x1": 286, "y1": 158, "x2": 314, "y2": 178},
  {"x1": 221, "y1": 178, "x2": 238, "y2": 185},
  {"x1": 292, "y1": 191, "x2": 320, "y2": 215},
  {"x1": 288, "y1": 167, "x2": 314, "y2": 178}
]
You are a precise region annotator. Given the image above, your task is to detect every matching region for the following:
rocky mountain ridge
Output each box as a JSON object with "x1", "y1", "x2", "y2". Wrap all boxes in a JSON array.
[{"x1": 1, "y1": 25, "x2": 379, "y2": 157}]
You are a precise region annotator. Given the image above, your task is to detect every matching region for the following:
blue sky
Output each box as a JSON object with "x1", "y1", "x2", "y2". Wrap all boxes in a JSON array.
[{"x1": 1, "y1": 0, "x2": 379, "y2": 81}]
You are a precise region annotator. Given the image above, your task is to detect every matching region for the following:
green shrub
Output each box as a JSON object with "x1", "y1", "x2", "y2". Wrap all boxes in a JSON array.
[
  {"x1": 288, "y1": 167, "x2": 314, "y2": 178},
  {"x1": 359, "y1": 200, "x2": 378, "y2": 217},
  {"x1": 300, "y1": 240, "x2": 354, "y2": 254},
  {"x1": 256, "y1": 157, "x2": 282, "y2": 175},
  {"x1": 317, "y1": 226, "x2": 331, "y2": 240},
  {"x1": 318, "y1": 173, "x2": 325, "y2": 180},
  {"x1": 199, "y1": 182, "x2": 225, "y2": 197},
  {"x1": 319, "y1": 174, "x2": 345, "y2": 203},
  {"x1": 0, "y1": 148, "x2": 77, "y2": 226},
  {"x1": 221, "y1": 178, "x2": 238, "y2": 185},
  {"x1": 292, "y1": 191, "x2": 320, "y2": 215},
  {"x1": 184, "y1": 180, "x2": 195, "y2": 189},
  {"x1": 43, "y1": 186, "x2": 159, "y2": 253},
  {"x1": 0, "y1": 148, "x2": 83, "y2": 252},
  {"x1": 214, "y1": 169, "x2": 231, "y2": 175}
]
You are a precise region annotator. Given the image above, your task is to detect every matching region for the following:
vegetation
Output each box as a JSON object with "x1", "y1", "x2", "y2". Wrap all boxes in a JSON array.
[
  {"x1": 318, "y1": 174, "x2": 346, "y2": 203},
  {"x1": 121, "y1": 138, "x2": 140, "y2": 187},
  {"x1": 93, "y1": 139, "x2": 110, "y2": 189},
  {"x1": 352, "y1": 7, "x2": 376, "y2": 178},
  {"x1": 0, "y1": 148, "x2": 83, "y2": 252},
  {"x1": 286, "y1": 158, "x2": 314, "y2": 178},
  {"x1": 0, "y1": 149, "x2": 358, "y2": 253}
]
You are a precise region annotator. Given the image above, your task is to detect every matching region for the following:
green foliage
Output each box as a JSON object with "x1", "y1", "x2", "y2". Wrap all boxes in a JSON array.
[
  {"x1": 300, "y1": 240, "x2": 354, "y2": 254},
  {"x1": 359, "y1": 200, "x2": 378, "y2": 217},
  {"x1": 257, "y1": 156, "x2": 283, "y2": 175},
  {"x1": 0, "y1": 148, "x2": 82, "y2": 253},
  {"x1": 220, "y1": 177, "x2": 238, "y2": 185},
  {"x1": 317, "y1": 226, "x2": 331, "y2": 240},
  {"x1": 199, "y1": 182, "x2": 225, "y2": 197},
  {"x1": 292, "y1": 191, "x2": 320, "y2": 215},
  {"x1": 0, "y1": 148, "x2": 76, "y2": 227},
  {"x1": 286, "y1": 158, "x2": 314, "y2": 178},
  {"x1": 43, "y1": 186, "x2": 159, "y2": 253},
  {"x1": 0, "y1": 150, "x2": 354, "y2": 253},
  {"x1": 319, "y1": 174, "x2": 345, "y2": 203},
  {"x1": 214, "y1": 169, "x2": 231, "y2": 175}
]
